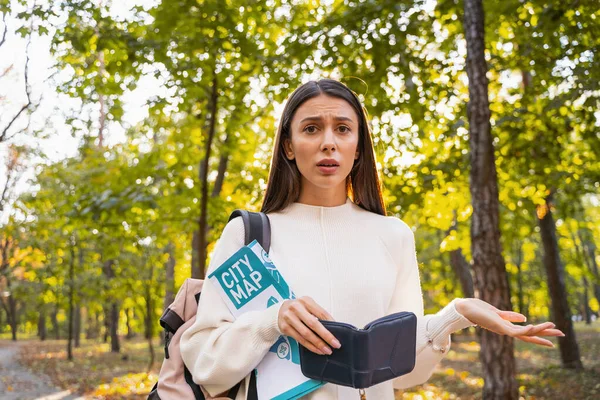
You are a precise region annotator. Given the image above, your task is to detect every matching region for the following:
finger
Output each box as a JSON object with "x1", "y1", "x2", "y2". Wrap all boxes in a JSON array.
[
  {"x1": 503, "y1": 322, "x2": 535, "y2": 337},
  {"x1": 286, "y1": 310, "x2": 333, "y2": 354},
  {"x1": 536, "y1": 328, "x2": 564, "y2": 337},
  {"x1": 282, "y1": 322, "x2": 325, "y2": 355},
  {"x1": 516, "y1": 335, "x2": 555, "y2": 347},
  {"x1": 522, "y1": 322, "x2": 555, "y2": 336},
  {"x1": 497, "y1": 310, "x2": 527, "y2": 323},
  {"x1": 302, "y1": 297, "x2": 335, "y2": 321},
  {"x1": 297, "y1": 307, "x2": 341, "y2": 350}
]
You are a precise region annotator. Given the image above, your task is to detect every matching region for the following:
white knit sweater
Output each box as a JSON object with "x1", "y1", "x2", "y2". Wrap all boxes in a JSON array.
[{"x1": 181, "y1": 198, "x2": 475, "y2": 399}]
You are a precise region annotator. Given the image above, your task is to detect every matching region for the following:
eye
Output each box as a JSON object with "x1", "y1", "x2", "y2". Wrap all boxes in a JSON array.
[
  {"x1": 338, "y1": 125, "x2": 351, "y2": 133},
  {"x1": 303, "y1": 125, "x2": 318, "y2": 134}
]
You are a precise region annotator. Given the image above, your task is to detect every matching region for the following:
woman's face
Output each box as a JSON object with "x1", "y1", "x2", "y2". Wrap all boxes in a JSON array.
[{"x1": 284, "y1": 94, "x2": 360, "y2": 202}]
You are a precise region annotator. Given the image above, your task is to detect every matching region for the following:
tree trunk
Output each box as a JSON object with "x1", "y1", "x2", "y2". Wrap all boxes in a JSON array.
[
  {"x1": 191, "y1": 230, "x2": 201, "y2": 279},
  {"x1": 74, "y1": 304, "x2": 81, "y2": 347},
  {"x1": 145, "y1": 254, "x2": 156, "y2": 371},
  {"x1": 4, "y1": 278, "x2": 18, "y2": 341},
  {"x1": 581, "y1": 277, "x2": 591, "y2": 325},
  {"x1": 103, "y1": 306, "x2": 110, "y2": 343},
  {"x1": 578, "y1": 232, "x2": 600, "y2": 307},
  {"x1": 51, "y1": 303, "x2": 60, "y2": 340},
  {"x1": 515, "y1": 260, "x2": 527, "y2": 320},
  {"x1": 95, "y1": 310, "x2": 100, "y2": 340},
  {"x1": 161, "y1": 242, "x2": 176, "y2": 344},
  {"x1": 38, "y1": 308, "x2": 47, "y2": 341},
  {"x1": 163, "y1": 242, "x2": 176, "y2": 311},
  {"x1": 194, "y1": 136, "x2": 232, "y2": 288},
  {"x1": 110, "y1": 303, "x2": 120, "y2": 353},
  {"x1": 8, "y1": 295, "x2": 17, "y2": 341},
  {"x1": 463, "y1": 0, "x2": 518, "y2": 397},
  {"x1": 125, "y1": 308, "x2": 134, "y2": 340},
  {"x1": 102, "y1": 259, "x2": 120, "y2": 352},
  {"x1": 536, "y1": 196, "x2": 583, "y2": 369},
  {"x1": 587, "y1": 244, "x2": 600, "y2": 306},
  {"x1": 449, "y1": 248, "x2": 475, "y2": 298},
  {"x1": 86, "y1": 310, "x2": 99, "y2": 340},
  {"x1": 513, "y1": 242, "x2": 527, "y2": 319},
  {"x1": 67, "y1": 244, "x2": 75, "y2": 361},
  {"x1": 212, "y1": 146, "x2": 229, "y2": 198},
  {"x1": 571, "y1": 229, "x2": 592, "y2": 325},
  {"x1": 1, "y1": 295, "x2": 16, "y2": 341},
  {"x1": 193, "y1": 72, "x2": 219, "y2": 279},
  {"x1": 74, "y1": 246, "x2": 84, "y2": 347}
]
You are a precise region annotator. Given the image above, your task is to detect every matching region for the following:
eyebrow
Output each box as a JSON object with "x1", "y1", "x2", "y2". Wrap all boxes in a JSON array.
[{"x1": 299, "y1": 116, "x2": 355, "y2": 124}]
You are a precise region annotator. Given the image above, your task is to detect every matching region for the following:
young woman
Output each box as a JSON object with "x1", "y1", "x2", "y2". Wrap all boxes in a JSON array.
[{"x1": 181, "y1": 79, "x2": 563, "y2": 399}]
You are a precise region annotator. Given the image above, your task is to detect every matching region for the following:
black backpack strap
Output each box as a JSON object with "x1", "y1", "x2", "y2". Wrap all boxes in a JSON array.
[
  {"x1": 226, "y1": 210, "x2": 267, "y2": 400},
  {"x1": 184, "y1": 362, "x2": 256, "y2": 400},
  {"x1": 228, "y1": 210, "x2": 271, "y2": 252},
  {"x1": 184, "y1": 366, "x2": 206, "y2": 400},
  {"x1": 247, "y1": 370, "x2": 258, "y2": 400},
  {"x1": 225, "y1": 369, "x2": 257, "y2": 400},
  {"x1": 227, "y1": 381, "x2": 241, "y2": 398},
  {"x1": 156, "y1": 211, "x2": 267, "y2": 399},
  {"x1": 159, "y1": 308, "x2": 184, "y2": 334},
  {"x1": 147, "y1": 382, "x2": 160, "y2": 400}
]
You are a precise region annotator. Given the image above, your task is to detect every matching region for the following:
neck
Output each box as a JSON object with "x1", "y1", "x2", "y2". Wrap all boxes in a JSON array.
[{"x1": 296, "y1": 184, "x2": 348, "y2": 207}]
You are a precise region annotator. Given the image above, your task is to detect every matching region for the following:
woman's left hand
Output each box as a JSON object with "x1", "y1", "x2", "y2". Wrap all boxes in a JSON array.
[{"x1": 455, "y1": 298, "x2": 565, "y2": 347}]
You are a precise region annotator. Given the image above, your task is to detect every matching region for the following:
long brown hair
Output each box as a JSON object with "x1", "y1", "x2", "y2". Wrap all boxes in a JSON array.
[{"x1": 261, "y1": 79, "x2": 386, "y2": 216}]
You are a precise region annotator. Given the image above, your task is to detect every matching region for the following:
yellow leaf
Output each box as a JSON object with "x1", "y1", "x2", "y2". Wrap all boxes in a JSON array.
[{"x1": 531, "y1": 14, "x2": 539, "y2": 26}]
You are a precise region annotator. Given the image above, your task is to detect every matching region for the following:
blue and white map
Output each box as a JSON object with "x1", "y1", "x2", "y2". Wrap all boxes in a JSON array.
[{"x1": 208, "y1": 240, "x2": 323, "y2": 400}]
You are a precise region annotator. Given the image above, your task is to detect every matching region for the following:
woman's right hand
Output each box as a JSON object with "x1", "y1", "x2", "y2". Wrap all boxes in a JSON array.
[{"x1": 278, "y1": 296, "x2": 341, "y2": 355}]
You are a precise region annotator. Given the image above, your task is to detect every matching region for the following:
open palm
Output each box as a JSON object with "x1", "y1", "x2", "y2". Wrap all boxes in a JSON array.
[{"x1": 455, "y1": 298, "x2": 565, "y2": 347}]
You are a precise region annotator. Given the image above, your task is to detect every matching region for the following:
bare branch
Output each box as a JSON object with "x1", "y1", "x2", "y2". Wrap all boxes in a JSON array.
[
  {"x1": 0, "y1": 180, "x2": 11, "y2": 214},
  {"x1": 0, "y1": 34, "x2": 34, "y2": 143},
  {"x1": 0, "y1": 13, "x2": 7, "y2": 49}
]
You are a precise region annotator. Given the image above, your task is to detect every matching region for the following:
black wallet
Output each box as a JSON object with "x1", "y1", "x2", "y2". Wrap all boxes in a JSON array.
[{"x1": 299, "y1": 311, "x2": 417, "y2": 389}]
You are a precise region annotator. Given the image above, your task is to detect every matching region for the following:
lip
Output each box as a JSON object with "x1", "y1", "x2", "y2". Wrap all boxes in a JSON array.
[
  {"x1": 316, "y1": 159, "x2": 340, "y2": 175},
  {"x1": 316, "y1": 158, "x2": 340, "y2": 167},
  {"x1": 317, "y1": 165, "x2": 338, "y2": 174}
]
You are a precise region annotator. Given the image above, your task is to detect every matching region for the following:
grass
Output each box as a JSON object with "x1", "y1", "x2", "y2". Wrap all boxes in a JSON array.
[{"x1": 6, "y1": 321, "x2": 600, "y2": 399}]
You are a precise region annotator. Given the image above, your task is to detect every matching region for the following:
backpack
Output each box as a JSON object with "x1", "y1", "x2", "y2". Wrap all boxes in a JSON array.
[{"x1": 148, "y1": 210, "x2": 271, "y2": 400}]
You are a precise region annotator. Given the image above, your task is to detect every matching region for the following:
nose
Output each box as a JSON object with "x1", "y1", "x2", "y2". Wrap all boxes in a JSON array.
[{"x1": 320, "y1": 127, "x2": 336, "y2": 152}]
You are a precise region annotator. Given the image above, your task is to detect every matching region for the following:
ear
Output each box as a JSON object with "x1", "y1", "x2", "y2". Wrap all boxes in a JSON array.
[
  {"x1": 354, "y1": 150, "x2": 359, "y2": 160},
  {"x1": 283, "y1": 138, "x2": 295, "y2": 160}
]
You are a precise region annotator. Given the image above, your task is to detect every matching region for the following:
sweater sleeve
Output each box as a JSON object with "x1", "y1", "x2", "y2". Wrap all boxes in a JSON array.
[
  {"x1": 180, "y1": 217, "x2": 283, "y2": 397},
  {"x1": 385, "y1": 219, "x2": 476, "y2": 390}
]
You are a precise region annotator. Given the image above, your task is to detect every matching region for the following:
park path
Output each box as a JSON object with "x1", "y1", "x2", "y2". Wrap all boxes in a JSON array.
[{"x1": 0, "y1": 341, "x2": 84, "y2": 400}]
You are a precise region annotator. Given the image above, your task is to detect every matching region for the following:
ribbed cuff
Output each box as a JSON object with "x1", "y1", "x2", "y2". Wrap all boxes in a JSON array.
[
  {"x1": 420, "y1": 298, "x2": 476, "y2": 353},
  {"x1": 253, "y1": 302, "x2": 284, "y2": 346}
]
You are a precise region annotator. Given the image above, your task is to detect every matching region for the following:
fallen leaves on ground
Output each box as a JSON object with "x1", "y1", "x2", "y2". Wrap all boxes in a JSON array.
[
  {"x1": 396, "y1": 321, "x2": 600, "y2": 400},
  {"x1": 13, "y1": 321, "x2": 600, "y2": 400},
  {"x1": 18, "y1": 339, "x2": 161, "y2": 399}
]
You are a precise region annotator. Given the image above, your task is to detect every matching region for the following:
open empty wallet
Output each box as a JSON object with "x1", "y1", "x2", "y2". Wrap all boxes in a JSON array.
[{"x1": 299, "y1": 311, "x2": 417, "y2": 389}]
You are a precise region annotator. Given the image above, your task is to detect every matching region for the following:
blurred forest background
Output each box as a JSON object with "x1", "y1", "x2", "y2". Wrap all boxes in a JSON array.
[{"x1": 0, "y1": 0, "x2": 599, "y2": 399}]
